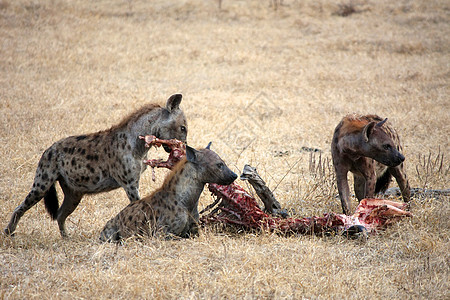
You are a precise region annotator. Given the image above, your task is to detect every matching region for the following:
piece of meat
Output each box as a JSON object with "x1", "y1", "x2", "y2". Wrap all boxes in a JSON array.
[{"x1": 139, "y1": 135, "x2": 186, "y2": 180}]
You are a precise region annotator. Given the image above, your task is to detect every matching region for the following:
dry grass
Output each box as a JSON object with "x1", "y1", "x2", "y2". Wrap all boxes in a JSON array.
[{"x1": 1, "y1": 0, "x2": 449, "y2": 298}]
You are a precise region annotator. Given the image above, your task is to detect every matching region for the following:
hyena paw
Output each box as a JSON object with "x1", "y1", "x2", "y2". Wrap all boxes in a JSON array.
[
  {"x1": 3, "y1": 227, "x2": 15, "y2": 236},
  {"x1": 99, "y1": 226, "x2": 121, "y2": 243}
]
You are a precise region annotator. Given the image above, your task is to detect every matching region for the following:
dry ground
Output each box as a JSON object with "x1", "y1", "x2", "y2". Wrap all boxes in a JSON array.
[{"x1": 0, "y1": 0, "x2": 449, "y2": 299}]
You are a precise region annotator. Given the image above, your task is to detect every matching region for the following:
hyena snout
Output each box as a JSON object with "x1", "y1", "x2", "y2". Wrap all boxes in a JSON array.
[
  {"x1": 380, "y1": 150, "x2": 405, "y2": 167},
  {"x1": 397, "y1": 152, "x2": 405, "y2": 163},
  {"x1": 219, "y1": 169, "x2": 238, "y2": 186},
  {"x1": 389, "y1": 150, "x2": 405, "y2": 167},
  {"x1": 208, "y1": 163, "x2": 237, "y2": 186}
]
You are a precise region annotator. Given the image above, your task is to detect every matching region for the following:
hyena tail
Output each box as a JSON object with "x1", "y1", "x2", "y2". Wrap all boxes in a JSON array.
[
  {"x1": 375, "y1": 170, "x2": 392, "y2": 195},
  {"x1": 44, "y1": 184, "x2": 59, "y2": 220}
]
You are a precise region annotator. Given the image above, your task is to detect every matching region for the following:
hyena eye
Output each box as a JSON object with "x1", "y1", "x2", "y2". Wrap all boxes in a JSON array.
[
  {"x1": 217, "y1": 163, "x2": 224, "y2": 169},
  {"x1": 180, "y1": 125, "x2": 186, "y2": 132},
  {"x1": 383, "y1": 144, "x2": 392, "y2": 150}
]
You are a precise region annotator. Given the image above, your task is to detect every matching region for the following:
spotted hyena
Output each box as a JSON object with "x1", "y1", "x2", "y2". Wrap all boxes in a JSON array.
[
  {"x1": 5, "y1": 94, "x2": 188, "y2": 237},
  {"x1": 99, "y1": 144, "x2": 237, "y2": 242},
  {"x1": 331, "y1": 114, "x2": 410, "y2": 215}
]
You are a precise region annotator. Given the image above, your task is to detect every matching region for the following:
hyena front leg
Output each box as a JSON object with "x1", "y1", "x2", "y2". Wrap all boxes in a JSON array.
[
  {"x1": 359, "y1": 171, "x2": 377, "y2": 200},
  {"x1": 112, "y1": 159, "x2": 142, "y2": 202},
  {"x1": 335, "y1": 168, "x2": 351, "y2": 215},
  {"x1": 99, "y1": 219, "x2": 121, "y2": 242},
  {"x1": 364, "y1": 174, "x2": 377, "y2": 199},
  {"x1": 355, "y1": 160, "x2": 376, "y2": 199},
  {"x1": 121, "y1": 179, "x2": 141, "y2": 202},
  {"x1": 124, "y1": 186, "x2": 140, "y2": 202},
  {"x1": 57, "y1": 180, "x2": 84, "y2": 238},
  {"x1": 353, "y1": 175, "x2": 366, "y2": 201},
  {"x1": 389, "y1": 165, "x2": 411, "y2": 203}
]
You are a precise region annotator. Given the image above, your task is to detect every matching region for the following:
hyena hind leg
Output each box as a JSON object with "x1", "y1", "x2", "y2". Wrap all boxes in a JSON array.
[
  {"x1": 5, "y1": 152, "x2": 61, "y2": 236},
  {"x1": 4, "y1": 180, "x2": 56, "y2": 235},
  {"x1": 56, "y1": 181, "x2": 84, "y2": 238}
]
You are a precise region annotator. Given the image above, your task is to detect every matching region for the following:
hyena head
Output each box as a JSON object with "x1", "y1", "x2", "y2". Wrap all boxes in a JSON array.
[
  {"x1": 186, "y1": 143, "x2": 237, "y2": 185},
  {"x1": 157, "y1": 94, "x2": 188, "y2": 152},
  {"x1": 362, "y1": 118, "x2": 405, "y2": 167}
]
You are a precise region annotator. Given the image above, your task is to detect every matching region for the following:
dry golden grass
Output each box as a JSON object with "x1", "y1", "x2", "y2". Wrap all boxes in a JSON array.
[{"x1": 1, "y1": 0, "x2": 449, "y2": 298}]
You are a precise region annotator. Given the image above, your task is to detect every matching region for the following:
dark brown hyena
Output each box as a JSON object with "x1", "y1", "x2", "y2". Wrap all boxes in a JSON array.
[
  {"x1": 5, "y1": 94, "x2": 188, "y2": 237},
  {"x1": 99, "y1": 144, "x2": 237, "y2": 242},
  {"x1": 331, "y1": 114, "x2": 410, "y2": 215}
]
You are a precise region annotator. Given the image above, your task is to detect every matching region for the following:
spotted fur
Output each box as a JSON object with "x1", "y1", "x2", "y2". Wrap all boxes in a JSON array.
[
  {"x1": 331, "y1": 114, "x2": 410, "y2": 215},
  {"x1": 99, "y1": 145, "x2": 237, "y2": 242},
  {"x1": 5, "y1": 94, "x2": 188, "y2": 237}
]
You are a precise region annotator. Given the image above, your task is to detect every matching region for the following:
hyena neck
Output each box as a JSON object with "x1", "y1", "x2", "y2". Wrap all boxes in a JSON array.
[{"x1": 162, "y1": 160, "x2": 205, "y2": 212}]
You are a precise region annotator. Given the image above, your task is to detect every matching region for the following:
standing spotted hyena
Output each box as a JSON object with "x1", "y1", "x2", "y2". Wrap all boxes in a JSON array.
[
  {"x1": 4, "y1": 94, "x2": 188, "y2": 237},
  {"x1": 331, "y1": 114, "x2": 410, "y2": 215},
  {"x1": 99, "y1": 144, "x2": 237, "y2": 242}
]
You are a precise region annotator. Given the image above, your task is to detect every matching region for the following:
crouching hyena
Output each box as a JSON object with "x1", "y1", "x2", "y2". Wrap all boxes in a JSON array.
[
  {"x1": 331, "y1": 114, "x2": 410, "y2": 215},
  {"x1": 99, "y1": 144, "x2": 237, "y2": 242},
  {"x1": 4, "y1": 94, "x2": 188, "y2": 237}
]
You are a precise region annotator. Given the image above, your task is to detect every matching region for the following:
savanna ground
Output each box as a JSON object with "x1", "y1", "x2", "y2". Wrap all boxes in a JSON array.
[{"x1": 0, "y1": 0, "x2": 449, "y2": 298}]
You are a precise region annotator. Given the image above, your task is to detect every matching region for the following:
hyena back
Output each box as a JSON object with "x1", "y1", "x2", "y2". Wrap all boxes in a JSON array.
[
  {"x1": 99, "y1": 144, "x2": 237, "y2": 242},
  {"x1": 331, "y1": 114, "x2": 410, "y2": 215},
  {"x1": 5, "y1": 94, "x2": 188, "y2": 237}
]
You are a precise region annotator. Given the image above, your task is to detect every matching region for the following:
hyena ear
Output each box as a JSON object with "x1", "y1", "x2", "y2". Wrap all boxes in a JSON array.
[
  {"x1": 362, "y1": 121, "x2": 377, "y2": 143},
  {"x1": 166, "y1": 94, "x2": 182, "y2": 112},
  {"x1": 186, "y1": 145, "x2": 198, "y2": 164},
  {"x1": 376, "y1": 118, "x2": 388, "y2": 128},
  {"x1": 206, "y1": 142, "x2": 212, "y2": 150}
]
